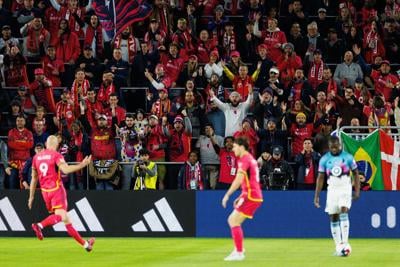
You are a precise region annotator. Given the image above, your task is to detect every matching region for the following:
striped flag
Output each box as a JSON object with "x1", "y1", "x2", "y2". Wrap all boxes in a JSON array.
[
  {"x1": 379, "y1": 130, "x2": 400, "y2": 190},
  {"x1": 93, "y1": 0, "x2": 152, "y2": 40}
]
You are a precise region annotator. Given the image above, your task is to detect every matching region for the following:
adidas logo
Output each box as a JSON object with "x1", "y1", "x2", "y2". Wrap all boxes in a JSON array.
[
  {"x1": 132, "y1": 197, "x2": 183, "y2": 232},
  {"x1": 53, "y1": 197, "x2": 104, "y2": 232},
  {"x1": 0, "y1": 197, "x2": 25, "y2": 231}
]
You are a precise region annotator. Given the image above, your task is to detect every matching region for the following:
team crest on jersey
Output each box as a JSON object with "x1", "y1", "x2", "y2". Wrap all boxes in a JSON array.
[{"x1": 331, "y1": 166, "x2": 342, "y2": 177}]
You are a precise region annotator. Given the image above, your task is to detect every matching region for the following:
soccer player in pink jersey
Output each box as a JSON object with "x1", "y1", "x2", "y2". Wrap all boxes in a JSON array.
[
  {"x1": 28, "y1": 135, "x2": 95, "y2": 252},
  {"x1": 222, "y1": 136, "x2": 263, "y2": 261}
]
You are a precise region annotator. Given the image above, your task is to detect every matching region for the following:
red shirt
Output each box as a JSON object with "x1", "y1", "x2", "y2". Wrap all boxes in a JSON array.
[
  {"x1": 32, "y1": 149, "x2": 64, "y2": 191},
  {"x1": 8, "y1": 128, "x2": 34, "y2": 161},
  {"x1": 371, "y1": 72, "x2": 399, "y2": 101},
  {"x1": 55, "y1": 100, "x2": 75, "y2": 130},
  {"x1": 97, "y1": 84, "x2": 115, "y2": 105},
  {"x1": 168, "y1": 130, "x2": 191, "y2": 162},
  {"x1": 42, "y1": 56, "x2": 65, "y2": 87},
  {"x1": 160, "y1": 53, "x2": 184, "y2": 84},
  {"x1": 261, "y1": 30, "x2": 287, "y2": 62},
  {"x1": 219, "y1": 149, "x2": 237, "y2": 184},
  {"x1": 290, "y1": 124, "x2": 314, "y2": 157},
  {"x1": 232, "y1": 76, "x2": 253, "y2": 100},
  {"x1": 104, "y1": 106, "x2": 126, "y2": 127},
  {"x1": 44, "y1": 7, "x2": 62, "y2": 46},
  {"x1": 238, "y1": 153, "x2": 263, "y2": 202},
  {"x1": 146, "y1": 125, "x2": 167, "y2": 159}
]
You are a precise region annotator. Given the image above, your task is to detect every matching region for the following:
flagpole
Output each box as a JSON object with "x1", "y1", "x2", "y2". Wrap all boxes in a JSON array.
[{"x1": 113, "y1": 0, "x2": 117, "y2": 38}]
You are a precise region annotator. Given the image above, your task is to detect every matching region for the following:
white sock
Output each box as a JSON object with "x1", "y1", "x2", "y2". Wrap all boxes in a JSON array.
[
  {"x1": 340, "y1": 213, "x2": 350, "y2": 244},
  {"x1": 83, "y1": 241, "x2": 89, "y2": 248},
  {"x1": 38, "y1": 223, "x2": 43, "y2": 229},
  {"x1": 330, "y1": 221, "x2": 341, "y2": 246}
]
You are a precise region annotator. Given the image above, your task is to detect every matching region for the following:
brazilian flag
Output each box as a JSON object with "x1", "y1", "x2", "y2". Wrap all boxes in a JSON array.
[{"x1": 341, "y1": 130, "x2": 384, "y2": 190}]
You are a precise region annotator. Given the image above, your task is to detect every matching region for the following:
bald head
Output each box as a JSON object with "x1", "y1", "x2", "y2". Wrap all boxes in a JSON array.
[{"x1": 46, "y1": 135, "x2": 59, "y2": 150}]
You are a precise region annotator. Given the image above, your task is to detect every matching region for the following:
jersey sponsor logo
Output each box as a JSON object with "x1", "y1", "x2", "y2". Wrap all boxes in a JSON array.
[
  {"x1": 0, "y1": 197, "x2": 25, "y2": 231},
  {"x1": 53, "y1": 197, "x2": 104, "y2": 232},
  {"x1": 371, "y1": 206, "x2": 397, "y2": 229},
  {"x1": 331, "y1": 166, "x2": 343, "y2": 177},
  {"x1": 131, "y1": 197, "x2": 183, "y2": 232}
]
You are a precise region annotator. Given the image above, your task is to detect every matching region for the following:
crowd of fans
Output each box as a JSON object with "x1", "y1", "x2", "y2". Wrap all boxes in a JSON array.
[{"x1": 0, "y1": 0, "x2": 400, "y2": 191}]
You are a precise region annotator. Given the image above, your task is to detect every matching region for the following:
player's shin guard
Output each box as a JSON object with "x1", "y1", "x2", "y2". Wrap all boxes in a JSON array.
[
  {"x1": 330, "y1": 221, "x2": 341, "y2": 246},
  {"x1": 340, "y1": 213, "x2": 350, "y2": 244},
  {"x1": 65, "y1": 223, "x2": 86, "y2": 246},
  {"x1": 39, "y1": 214, "x2": 62, "y2": 228},
  {"x1": 231, "y1": 226, "x2": 244, "y2": 253}
]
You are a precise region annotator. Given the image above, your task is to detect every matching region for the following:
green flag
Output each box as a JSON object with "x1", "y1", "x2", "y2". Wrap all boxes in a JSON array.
[{"x1": 340, "y1": 130, "x2": 384, "y2": 190}]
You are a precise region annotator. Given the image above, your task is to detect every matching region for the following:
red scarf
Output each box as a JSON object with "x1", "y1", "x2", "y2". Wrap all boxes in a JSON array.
[
  {"x1": 114, "y1": 34, "x2": 136, "y2": 63},
  {"x1": 26, "y1": 27, "x2": 47, "y2": 53},
  {"x1": 327, "y1": 79, "x2": 338, "y2": 96},
  {"x1": 184, "y1": 161, "x2": 203, "y2": 190},
  {"x1": 233, "y1": 75, "x2": 253, "y2": 99},
  {"x1": 71, "y1": 79, "x2": 90, "y2": 115},
  {"x1": 310, "y1": 61, "x2": 324, "y2": 81},
  {"x1": 65, "y1": 8, "x2": 82, "y2": 33},
  {"x1": 366, "y1": 30, "x2": 378, "y2": 54},
  {"x1": 84, "y1": 25, "x2": 104, "y2": 57},
  {"x1": 152, "y1": 99, "x2": 171, "y2": 118},
  {"x1": 222, "y1": 32, "x2": 236, "y2": 57}
]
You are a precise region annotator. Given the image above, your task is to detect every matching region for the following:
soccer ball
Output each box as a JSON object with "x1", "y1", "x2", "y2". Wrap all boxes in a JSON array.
[{"x1": 336, "y1": 243, "x2": 352, "y2": 257}]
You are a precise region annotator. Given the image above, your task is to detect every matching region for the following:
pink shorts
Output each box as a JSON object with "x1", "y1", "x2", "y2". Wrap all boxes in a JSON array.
[
  {"x1": 41, "y1": 186, "x2": 68, "y2": 213},
  {"x1": 235, "y1": 197, "x2": 262, "y2": 219}
]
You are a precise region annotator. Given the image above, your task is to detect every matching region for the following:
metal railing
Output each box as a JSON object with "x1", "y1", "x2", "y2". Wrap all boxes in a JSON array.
[{"x1": 339, "y1": 126, "x2": 400, "y2": 141}]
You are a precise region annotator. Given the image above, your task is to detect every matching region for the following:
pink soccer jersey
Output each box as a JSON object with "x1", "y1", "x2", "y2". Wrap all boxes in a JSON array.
[
  {"x1": 237, "y1": 153, "x2": 263, "y2": 202},
  {"x1": 32, "y1": 149, "x2": 65, "y2": 191}
]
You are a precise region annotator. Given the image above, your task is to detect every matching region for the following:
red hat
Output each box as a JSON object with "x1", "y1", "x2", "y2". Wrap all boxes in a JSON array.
[
  {"x1": 258, "y1": 44, "x2": 268, "y2": 51},
  {"x1": 34, "y1": 68, "x2": 44, "y2": 75},
  {"x1": 230, "y1": 50, "x2": 240, "y2": 58},
  {"x1": 158, "y1": 88, "x2": 168, "y2": 94},
  {"x1": 381, "y1": 60, "x2": 390, "y2": 66},
  {"x1": 174, "y1": 116, "x2": 184, "y2": 124},
  {"x1": 188, "y1": 54, "x2": 198, "y2": 61},
  {"x1": 210, "y1": 50, "x2": 219, "y2": 59}
]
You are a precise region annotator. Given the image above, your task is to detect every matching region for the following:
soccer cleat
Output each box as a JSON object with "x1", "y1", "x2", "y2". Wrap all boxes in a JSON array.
[
  {"x1": 32, "y1": 223, "x2": 44, "y2": 240},
  {"x1": 85, "y1": 238, "x2": 95, "y2": 252},
  {"x1": 224, "y1": 250, "x2": 245, "y2": 261}
]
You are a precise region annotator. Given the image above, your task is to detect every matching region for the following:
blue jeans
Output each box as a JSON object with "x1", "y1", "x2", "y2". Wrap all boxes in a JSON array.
[{"x1": 96, "y1": 180, "x2": 114, "y2": 190}]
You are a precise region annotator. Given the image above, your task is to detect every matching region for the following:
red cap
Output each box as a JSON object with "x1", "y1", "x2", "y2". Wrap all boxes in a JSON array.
[
  {"x1": 210, "y1": 50, "x2": 219, "y2": 59},
  {"x1": 174, "y1": 116, "x2": 184, "y2": 124},
  {"x1": 230, "y1": 51, "x2": 240, "y2": 58},
  {"x1": 381, "y1": 60, "x2": 390, "y2": 66},
  {"x1": 158, "y1": 88, "x2": 168, "y2": 94},
  {"x1": 34, "y1": 68, "x2": 44, "y2": 75},
  {"x1": 258, "y1": 44, "x2": 268, "y2": 51},
  {"x1": 188, "y1": 54, "x2": 198, "y2": 61}
]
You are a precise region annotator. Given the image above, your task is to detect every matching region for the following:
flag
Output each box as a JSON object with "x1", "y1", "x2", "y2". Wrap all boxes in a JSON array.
[
  {"x1": 341, "y1": 130, "x2": 384, "y2": 190},
  {"x1": 92, "y1": 0, "x2": 152, "y2": 40},
  {"x1": 379, "y1": 130, "x2": 400, "y2": 190}
]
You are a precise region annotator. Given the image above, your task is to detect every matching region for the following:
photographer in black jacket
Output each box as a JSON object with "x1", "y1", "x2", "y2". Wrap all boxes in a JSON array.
[{"x1": 260, "y1": 146, "x2": 294, "y2": 190}]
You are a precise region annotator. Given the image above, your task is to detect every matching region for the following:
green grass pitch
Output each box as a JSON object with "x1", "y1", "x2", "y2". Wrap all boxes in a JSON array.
[{"x1": 0, "y1": 238, "x2": 399, "y2": 267}]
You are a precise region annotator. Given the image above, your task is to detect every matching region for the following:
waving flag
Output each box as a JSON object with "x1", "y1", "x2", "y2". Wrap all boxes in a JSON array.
[
  {"x1": 379, "y1": 130, "x2": 400, "y2": 190},
  {"x1": 341, "y1": 130, "x2": 384, "y2": 190},
  {"x1": 93, "y1": 0, "x2": 152, "y2": 40}
]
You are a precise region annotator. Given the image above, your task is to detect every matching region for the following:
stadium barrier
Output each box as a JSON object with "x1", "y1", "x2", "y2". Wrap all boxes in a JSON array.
[{"x1": 0, "y1": 191, "x2": 399, "y2": 238}]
